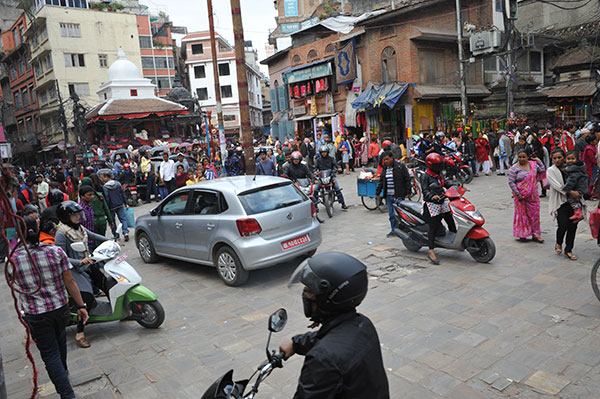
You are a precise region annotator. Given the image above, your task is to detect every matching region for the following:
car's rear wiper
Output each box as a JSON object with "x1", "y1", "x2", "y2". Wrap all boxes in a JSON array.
[{"x1": 273, "y1": 200, "x2": 302, "y2": 210}]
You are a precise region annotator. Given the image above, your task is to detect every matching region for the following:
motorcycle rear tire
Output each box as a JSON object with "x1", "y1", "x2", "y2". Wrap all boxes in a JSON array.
[
  {"x1": 324, "y1": 191, "x2": 333, "y2": 218},
  {"x1": 462, "y1": 168, "x2": 474, "y2": 184},
  {"x1": 468, "y1": 237, "x2": 496, "y2": 263},
  {"x1": 402, "y1": 237, "x2": 422, "y2": 252},
  {"x1": 408, "y1": 178, "x2": 422, "y2": 202},
  {"x1": 591, "y1": 259, "x2": 600, "y2": 302}
]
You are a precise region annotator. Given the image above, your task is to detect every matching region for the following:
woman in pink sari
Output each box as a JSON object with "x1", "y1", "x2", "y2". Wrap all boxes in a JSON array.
[{"x1": 508, "y1": 148, "x2": 546, "y2": 242}]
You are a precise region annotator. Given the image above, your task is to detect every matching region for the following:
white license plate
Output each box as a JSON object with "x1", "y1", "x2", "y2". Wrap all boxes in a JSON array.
[
  {"x1": 115, "y1": 254, "x2": 128, "y2": 264},
  {"x1": 281, "y1": 235, "x2": 310, "y2": 250}
]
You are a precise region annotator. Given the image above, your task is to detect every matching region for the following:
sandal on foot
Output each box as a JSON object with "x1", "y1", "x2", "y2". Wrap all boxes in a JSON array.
[
  {"x1": 427, "y1": 254, "x2": 440, "y2": 265},
  {"x1": 555, "y1": 244, "x2": 562, "y2": 255},
  {"x1": 532, "y1": 236, "x2": 544, "y2": 243},
  {"x1": 564, "y1": 252, "x2": 577, "y2": 261},
  {"x1": 75, "y1": 335, "x2": 90, "y2": 348}
]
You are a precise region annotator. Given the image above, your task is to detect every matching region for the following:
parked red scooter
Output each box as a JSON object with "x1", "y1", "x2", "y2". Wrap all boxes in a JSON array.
[{"x1": 393, "y1": 186, "x2": 495, "y2": 263}]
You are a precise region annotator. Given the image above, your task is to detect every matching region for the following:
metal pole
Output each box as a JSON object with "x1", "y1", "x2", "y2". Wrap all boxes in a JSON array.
[
  {"x1": 505, "y1": 20, "x2": 514, "y2": 120},
  {"x1": 0, "y1": 350, "x2": 6, "y2": 399},
  {"x1": 230, "y1": 0, "x2": 255, "y2": 175},
  {"x1": 207, "y1": 0, "x2": 226, "y2": 166},
  {"x1": 455, "y1": 0, "x2": 469, "y2": 124},
  {"x1": 56, "y1": 81, "x2": 71, "y2": 160}
]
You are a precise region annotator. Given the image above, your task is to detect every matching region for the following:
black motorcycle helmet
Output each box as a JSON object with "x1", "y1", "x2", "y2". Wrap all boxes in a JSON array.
[
  {"x1": 56, "y1": 200, "x2": 84, "y2": 228},
  {"x1": 47, "y1": 189, "x2": 65, "y2": 206},
  {"x1": 289, "y1": 252, "x2": 368, "y2": 323}
]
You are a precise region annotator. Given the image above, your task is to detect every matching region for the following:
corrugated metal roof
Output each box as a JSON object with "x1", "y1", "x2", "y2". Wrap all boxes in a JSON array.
[
  {"x1": 540, "y1": 81, "x2": 597, "y2": 98},
  {"x1": 414, "y1": 84, "x2": 490, "y2": 99}
]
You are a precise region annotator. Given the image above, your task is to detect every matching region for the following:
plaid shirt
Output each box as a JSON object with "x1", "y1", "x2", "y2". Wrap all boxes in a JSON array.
[{"x1": 10, "y1": 244, "x2": 70, "y2": 315}]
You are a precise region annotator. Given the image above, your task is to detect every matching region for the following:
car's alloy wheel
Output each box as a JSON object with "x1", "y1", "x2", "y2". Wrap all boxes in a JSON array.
[
  {"x1": 215, "y1": 247, "x2": 249, "y2": 286},
  {"x1": 137, "y1": 233, "x2": 158, "y2": 263}
]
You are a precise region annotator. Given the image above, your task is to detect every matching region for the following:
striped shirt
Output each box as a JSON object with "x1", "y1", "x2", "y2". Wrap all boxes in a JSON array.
[
  {"x1": 386, "y1": 168, "x2": 395, "y2": 197},
  {"x1": 10, "y1": 244, "x2": 70, "y2": 315}
]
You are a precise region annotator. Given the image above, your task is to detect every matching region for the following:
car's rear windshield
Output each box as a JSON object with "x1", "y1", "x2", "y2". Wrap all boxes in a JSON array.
[{"x1": 238, "y1": 183, "x2": 306, "y2": 215}]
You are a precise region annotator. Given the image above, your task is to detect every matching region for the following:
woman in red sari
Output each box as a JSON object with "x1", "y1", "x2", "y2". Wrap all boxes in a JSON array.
[
  {"x1": 582, "y1": 134, "x2": 598, "y2": 193},
  {"x1": 508, "y1": 148, "x2": 546, "y2": 242},
  {"x1": 475, "y1": 135, "x2": 491, "y2": 176}
]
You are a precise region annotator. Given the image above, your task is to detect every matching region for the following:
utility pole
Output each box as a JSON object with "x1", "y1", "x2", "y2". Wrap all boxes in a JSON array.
[
  {"x1": 455, "y1": 0, "x2": 469, "y2": 124},
  {"x1": 207, "y1": 0, "x2": 227, "y2": 166},
  {"x1": 56, "y1": 81, "x2": 70, "y2": 160},
  {"x1": 230, "y1": 0, "x2": 255, "y2": 175},
  {"x1": 505, "y1": 20, "x2": 514, "y2": 120}
]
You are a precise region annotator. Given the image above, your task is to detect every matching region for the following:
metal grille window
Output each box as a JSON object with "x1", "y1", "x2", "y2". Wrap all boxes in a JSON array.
[
  {"x1": 168, "y1": 57, "x2": 174, "y2": 68},
  {"x1": 48, "y1": 85, "x2": 57, "y2": 100},
  {"x1": 98, "y1": 54, "x2": 108, "y2": 68},
  {"x1": 44, "y1": 53, "x2": 53, "y2": 70},
  {"x1": 14, "y1": 92, "x2": 22, "y2": 109},
  {"x1": 29, "y1": 84, "x2": 36, "y2": 103},
  {"x1": 139, "y1": 35, "x2": 152, "y2": 49},
  {"x1": 381, "y1": 46, "x2": 397, "y2": 83},
  {"x1": 60, "y1": 23, "x2": 81, "y2": 37},
  {"x1": 220, "y1": 85, "x2": 232, "y2": 98},
  {"x1": 191, "y1": 44, "x2": 203, "y2": 54},
  {"x1": 17, "y1": 57, "x2": 25, "y2": 75},
  {"x1": 39, "y1": 89, "x2": 48, "y2": 104},
  {"x1": 64, "y1": 53, "x2": 85, "y2": 67},
  {"x1": 154, "y1": 57, "x2": 168, "y2": 68},
  {"x1": 218, "y1": 63, "x2": 230, "y2": 76},
  {"x1": 68, "y1": 83, "x2": 89, "y2": 97},
  {"x1": 39, "y1": 25, "x2": 48, "y2": 41},
  {"x1": 141, "y1": 57, "x2": 155, "y2": 69},
  {"x1": 22, "y1": 87, "x2": 29, "y2": 106},
  {"x1": 196, "y1": 88, "x2": 208, "y2": 100},
  {"x1": 194, "y1": 65, "x2": 206, "y2": 79},
  {"x1": 156, "y1": 77, "x2": 171, "y2": 89}
]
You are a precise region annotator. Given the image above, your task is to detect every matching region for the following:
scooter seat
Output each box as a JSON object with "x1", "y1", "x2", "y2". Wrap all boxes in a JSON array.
[
  {"x1": 397, "y1": 201, "x2": 423, "y2": 217},
  {"x1": 88, "y1": 301, "x2": 112, "y2": 317}
]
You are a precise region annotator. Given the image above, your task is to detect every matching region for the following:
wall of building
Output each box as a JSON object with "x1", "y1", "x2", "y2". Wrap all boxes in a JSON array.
[
  {"x1": 515, "y1": 0, "x2": 598, "y2": 33},
  {"x1": 29, "y1": 6, "x2": 142, "y2": 144},
  {"x1": 136, "y1": 14, "x2": 175, "y2": 96}
]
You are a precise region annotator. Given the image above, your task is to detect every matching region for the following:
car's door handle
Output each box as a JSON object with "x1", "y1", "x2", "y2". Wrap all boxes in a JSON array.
[
  {"x1": 207, "y1": 223, "x2": 215, "y2": 230},
  {"x1": 175, "y1": 222, "x2": 183, "y2": 228}
]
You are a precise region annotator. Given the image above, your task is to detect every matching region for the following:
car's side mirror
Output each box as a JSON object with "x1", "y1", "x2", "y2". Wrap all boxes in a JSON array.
[{"x1": 150, "y1": 208, "x2": 159, "y2": 217}]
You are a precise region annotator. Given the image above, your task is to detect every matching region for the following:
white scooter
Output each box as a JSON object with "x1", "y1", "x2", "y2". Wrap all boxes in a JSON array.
[{"x1": 70, "y1": 240, "x2": 165, "y2": 328}]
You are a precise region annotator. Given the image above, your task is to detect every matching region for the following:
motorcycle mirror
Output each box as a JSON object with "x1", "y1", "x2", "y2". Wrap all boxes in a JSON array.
[
  {"x1": 268, "y1": 308, "x2": 287, "y2": 333},
  {"x1": 70, "y1": 242, "x2": 86, "y2": 252}
]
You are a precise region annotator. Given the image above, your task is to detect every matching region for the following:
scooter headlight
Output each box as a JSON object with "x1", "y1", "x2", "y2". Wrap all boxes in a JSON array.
[
  {"x1": 95, "y1": 241, "x2": 121, "y2": 259},
  {"x1": 465, "y1": 209, "x2": 483, "y2": 222},
  {"x1": 114, "y1": 273, "x2": 130, "y2": 283}
]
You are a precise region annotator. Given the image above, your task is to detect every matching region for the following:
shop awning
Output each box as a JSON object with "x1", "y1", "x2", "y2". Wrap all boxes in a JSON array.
[
  {"x1": 294, "y1": 115, "x2": 315, "y2": 121},
  {"x1": 414, "y1": 84, "x2": 490, "y2": 99},
  {"x1": 540, "y1": 82, "x2": 597, "y2": 98},
  {"x1": 316, "y1": 113, "x2": 338, "y2": 118},
  {"x1": 351, "y1": 81, "x2": 409, "y2": 109},
  {"x1": 283, "y1": 58, "x2": 333, "y2": 85},
  {"x1": 39, "y1": 144, "x2": 59, "y2": 152}
]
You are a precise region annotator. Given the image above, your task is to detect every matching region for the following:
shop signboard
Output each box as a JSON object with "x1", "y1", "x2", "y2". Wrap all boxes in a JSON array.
[
  {"x1": 294, "y1": 105, "x2": 306, "y2": 116},
  {"x1": 285, "y1": 63, "x2": 332, "y2": 84},
  {"x1": 284, "y1": 0, "x2": 298, "y2": 17},
  {"x1": 0, "y1": 143, "x2": 12, "y2": 159},
  {"x1": 281, "y1": 23, "x2": 300, "y2": 34}
]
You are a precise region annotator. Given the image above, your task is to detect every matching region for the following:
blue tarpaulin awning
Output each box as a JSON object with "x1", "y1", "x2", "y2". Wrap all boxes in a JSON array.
[
  {"x1": 283, "y1": 58, "x2": 334, "y2": 84},
  {"x1": 351, "y1": 81, "x2": 409, "y2": 110}
]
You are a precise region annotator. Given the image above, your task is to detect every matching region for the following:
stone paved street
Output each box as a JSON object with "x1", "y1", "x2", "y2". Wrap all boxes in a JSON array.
[{"x1": 2, "y1": 171, "x2": 600, "y2": 398}]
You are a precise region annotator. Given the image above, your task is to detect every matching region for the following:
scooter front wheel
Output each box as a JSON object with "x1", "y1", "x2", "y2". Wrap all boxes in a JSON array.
[
  {"x1": 134, "y1": 300, "x2": 165, "y2": 328},
  {"x1": 468, "y1": 237, "x2": 496, "y2": 263}
]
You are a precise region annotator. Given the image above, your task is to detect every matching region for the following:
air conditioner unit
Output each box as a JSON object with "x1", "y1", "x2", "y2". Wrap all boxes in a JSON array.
[{"x1": 469, "y1": 30, "x2": 502, "y2": 56}]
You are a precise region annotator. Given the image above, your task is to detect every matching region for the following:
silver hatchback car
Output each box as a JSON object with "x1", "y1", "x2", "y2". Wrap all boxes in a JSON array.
[{"x1": 135, "y1": 176, "x2": 322, "y2": 286}]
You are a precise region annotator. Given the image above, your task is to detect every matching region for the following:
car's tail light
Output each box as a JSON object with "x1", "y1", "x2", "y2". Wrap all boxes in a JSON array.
[
  {"x1": 310, "y1": 202, "x2": 316, "y2": 217},
  {"x1": 236, "y1": 218, "x2": 262, "y2": 237}
]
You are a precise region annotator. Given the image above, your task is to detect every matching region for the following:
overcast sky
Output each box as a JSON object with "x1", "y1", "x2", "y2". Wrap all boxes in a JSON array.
[{"x1": 143, "y1": 0, "x2": 278, "y2": 74}]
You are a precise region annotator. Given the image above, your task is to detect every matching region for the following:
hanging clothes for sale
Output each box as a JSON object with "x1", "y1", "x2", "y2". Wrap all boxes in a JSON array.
[
  {"x1": 300, "y1": 84, "x2": 306, "y2": 97},
  {"x1": 306, "y1": 82, "x2": 312, "y2": 95},
  {"x1": 294, "y1": 85, "x2": 300, "y2": 98},
  {"x1": 315, "y1": 79, "x2": 321, "y2": 93}
]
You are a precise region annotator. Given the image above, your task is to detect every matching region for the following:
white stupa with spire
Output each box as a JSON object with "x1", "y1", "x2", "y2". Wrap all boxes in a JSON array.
[
  {"x1": 86, "y1": 48, "x2": 187, "y2": 122},
  {"x1": 97, "y1": 48, "x2": 157, "y2": 101}
]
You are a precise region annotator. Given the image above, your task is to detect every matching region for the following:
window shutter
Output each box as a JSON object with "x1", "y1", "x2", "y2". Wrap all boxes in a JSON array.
[
  {"x1": 277, "y1": 86, "x2": 288, "y2": 110},
  {"x1": 270, "y1": 88, "x2": 279, "y2": 112}
]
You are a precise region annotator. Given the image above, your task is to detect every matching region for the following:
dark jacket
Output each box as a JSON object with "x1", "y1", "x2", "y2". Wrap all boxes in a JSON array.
[
  {"x1": 574, "y1": 138, "x2": 588, "y2": 158},
  {"x1": 300, "y1": 142, "x2": 315, "y2": 160},
  {"x1": 564, "y1": 161, "x2": 589, "y2": 193},
  {"x1": 375, "y1": 161, "x2": 411, "y2": 199},
  {"x1": 284, "y1": 162, "x2": 315, "y2": 181},
  {"x1": 421, "y1": 172, "x2": 453, "y2": 203},
  {"x1": 315, "y1": 155, "x2": 338, "y2": 172},
  {"x1": 292, "y1": 311, "x2": 389, "y2": 399},
  {"x1": 41, "y1": 204, "x2": 60, "y2": 225},
  {"x1": 102, "y1": 180, "x2": 126, "y2": 210},
  {"x1": 81, "y1": 177, "x2": 113, "y2": 226}
]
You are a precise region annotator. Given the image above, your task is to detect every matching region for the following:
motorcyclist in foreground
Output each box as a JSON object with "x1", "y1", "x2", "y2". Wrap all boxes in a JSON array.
[
  {"x1": 280, "y1": 252, "x2": 390, "y2": 399},
  {"x1": 314, "y1": 146, "x2": 348, "y2": 210}
]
